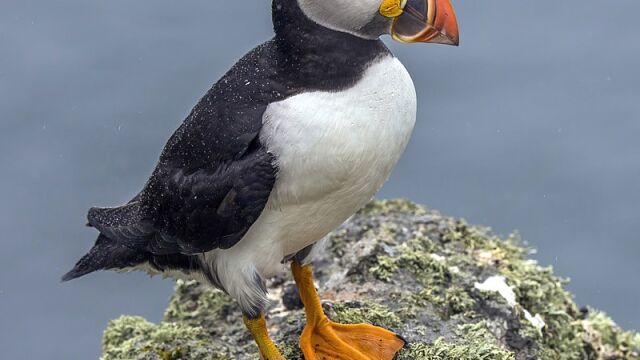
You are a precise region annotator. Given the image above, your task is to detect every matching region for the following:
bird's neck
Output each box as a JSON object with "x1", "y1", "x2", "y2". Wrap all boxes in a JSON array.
[{"x1": 271, "y1": 0, "x2": 388, "y2": 63}]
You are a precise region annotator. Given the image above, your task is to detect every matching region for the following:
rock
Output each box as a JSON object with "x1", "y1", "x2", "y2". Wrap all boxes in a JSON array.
[{"x1": 101, "y1": 200, "x2": 640, "y2": 360}]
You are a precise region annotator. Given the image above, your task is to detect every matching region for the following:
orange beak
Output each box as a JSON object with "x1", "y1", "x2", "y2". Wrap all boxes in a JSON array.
[{"x1": 390, "y1": 0, "x2": 460, "y2": 46}]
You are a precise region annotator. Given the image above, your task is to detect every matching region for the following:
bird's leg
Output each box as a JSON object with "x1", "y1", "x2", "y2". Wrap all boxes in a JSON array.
[
  {"x1": 243, "y1": 313, "x2": 285, "y2": 360},
  {"x1": 291, "y1": 261, "x2": 405, "y2": 360}
]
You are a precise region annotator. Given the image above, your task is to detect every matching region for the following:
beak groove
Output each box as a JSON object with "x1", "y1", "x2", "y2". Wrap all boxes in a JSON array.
[{"x1": 390, "y1": 0, "x2": 460, "y2": 46}]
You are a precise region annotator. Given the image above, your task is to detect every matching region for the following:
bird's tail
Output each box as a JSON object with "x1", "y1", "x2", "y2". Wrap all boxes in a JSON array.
[
  {"x1": 61, "y1": 234, "x2": 146, "y2": 282},
  {"x1": 62, "y1": 201, "x2": 153, "y2": 282}
]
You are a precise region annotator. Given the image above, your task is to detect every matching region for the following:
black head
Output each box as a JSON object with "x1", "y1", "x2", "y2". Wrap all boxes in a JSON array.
[{"x1": 273, "y1": 0, "x2": 460, "y2": 45}]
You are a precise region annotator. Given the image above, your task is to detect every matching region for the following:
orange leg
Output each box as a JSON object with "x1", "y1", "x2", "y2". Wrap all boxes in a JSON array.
[
  {"x1": 291, "y1": 262, "x2": 405, "y2": 360},
  {"x1": 243, "y1": 314, "x2": 286, "y2": 360}
]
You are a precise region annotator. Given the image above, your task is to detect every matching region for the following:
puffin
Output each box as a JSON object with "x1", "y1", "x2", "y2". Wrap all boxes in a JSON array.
[{"x1": 63, "y1": 0, "x2": 459, "y2": 359}]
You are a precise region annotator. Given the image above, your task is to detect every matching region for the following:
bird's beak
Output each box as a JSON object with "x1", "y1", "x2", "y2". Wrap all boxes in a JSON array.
[{"x1": 380, "y1": 0, "x2": 460, "y2": 46}]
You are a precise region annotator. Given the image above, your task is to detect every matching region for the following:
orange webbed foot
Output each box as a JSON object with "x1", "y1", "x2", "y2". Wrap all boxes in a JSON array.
[
  {"x1": 291, "y1": 262, "x2": 404, "y2": 360},
  {"x1": 300, "y1": 317, "x2": 404, "y2": 359}
]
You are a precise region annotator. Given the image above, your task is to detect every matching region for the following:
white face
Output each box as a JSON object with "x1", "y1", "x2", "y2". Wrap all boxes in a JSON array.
[{"x1": 297, "y1": 0, "x2": 391, "y2": 39}]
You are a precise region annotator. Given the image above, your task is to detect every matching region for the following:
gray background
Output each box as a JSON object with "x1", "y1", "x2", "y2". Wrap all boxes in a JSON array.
[{"x1": 1, "y1": 0, "x2": 638, "y2": 358}]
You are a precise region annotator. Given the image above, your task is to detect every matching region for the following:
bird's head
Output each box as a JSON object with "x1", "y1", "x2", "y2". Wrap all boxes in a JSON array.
[{"x1": 294, "y1": 0, "x2": 459, "y2": 45}]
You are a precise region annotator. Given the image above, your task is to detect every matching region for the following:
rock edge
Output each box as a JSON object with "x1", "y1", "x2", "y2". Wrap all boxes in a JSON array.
[{"x1": 101, "y1": 200, "x2": 640, "y2": 360}]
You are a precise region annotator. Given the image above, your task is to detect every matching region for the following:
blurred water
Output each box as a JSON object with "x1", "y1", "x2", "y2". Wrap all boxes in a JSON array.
[{"x1": 0, "y1": 1, "x2": 638, "y2": 358}]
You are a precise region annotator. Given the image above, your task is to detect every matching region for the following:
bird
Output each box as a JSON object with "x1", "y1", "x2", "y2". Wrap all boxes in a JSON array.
[{"x1": 63, "y1": 0, "x2": 459, "y2": 359}]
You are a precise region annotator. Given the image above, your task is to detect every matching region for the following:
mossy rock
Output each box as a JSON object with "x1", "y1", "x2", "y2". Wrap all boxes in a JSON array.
[{"x1": 102, "y1": 200, "x2": 640, "y2": 360}]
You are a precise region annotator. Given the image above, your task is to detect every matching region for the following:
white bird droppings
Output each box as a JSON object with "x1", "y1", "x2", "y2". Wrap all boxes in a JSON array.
[
  {"x1": 430, "y1": 253, "x2": 446, "y2": 262},
  {"x1": 475, "y1": 275, "x2": 516, "y2": 306},
  {"x1": 475, "y1": 275, "x2": 546, "y2": 332}
]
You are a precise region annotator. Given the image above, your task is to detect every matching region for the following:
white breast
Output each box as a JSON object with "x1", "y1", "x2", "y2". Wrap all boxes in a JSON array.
[
  {"x1": 263, "y1": 55, "x2": 416, "y2": 208},
  {"x1": 208, "y1": 55, "x2": 416, "y2": 294}
]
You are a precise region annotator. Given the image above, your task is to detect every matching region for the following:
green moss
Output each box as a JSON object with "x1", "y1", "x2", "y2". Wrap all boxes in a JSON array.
[
  {"x1": 331, "y1": 301, "x2": 402, "y2": 330},
  {"x1": 407, "y1": 285, "x2": 474, "y2": 319},
  {"x1": 495, "y1": 245, "x2": 585, "y2": 359},
  {"x1": 163, "y1": 280, "x2": 235, "y2": 327},
  {"x1": 443, "y1": 286, "x2": 475, "y2": 315},
  {"x1": 369, "y1": 233, "x2": 448, "y2": 287},
  {"x1": 364, "y1": 201, "x2": 639, "y2": 359},
  {"x1": 327, "y1": 228, "x2": 350, "y2": 257},
  {"x1": 101, "y1": 316, "x2": 232, "y2": 360},
  {"x1": 399, "y1": 246, "x2": 450, "y2": 287},
  {"x1": 102, "y1": 316, "x2": 154, "y2": 352},
  {"x1": 398, "y1": 322, "x2": 515, "y2": 360},
  {"x1": 358, "y1": 198, "x2": 426, "y2": 216},
  {"x1": 275, "y1": 341, "x2": 302, "y2": 360},
  {"x1": 370, "y1": 229, "x2": 476, "y2": 319},
  {"x1": 439, "y1": 219, "x2": 591, "y2": 360},
  {"x1": 370, "y1": 255, "x2": 399, "y2": 281},
  {"x1": 582, "y1": 309, "x2": 640, "y2": 359}
]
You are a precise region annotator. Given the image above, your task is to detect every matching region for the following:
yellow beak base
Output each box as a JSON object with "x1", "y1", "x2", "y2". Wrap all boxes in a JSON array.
[{"x1": 379, "y1": 0, "x2": 404, "y2": 18}]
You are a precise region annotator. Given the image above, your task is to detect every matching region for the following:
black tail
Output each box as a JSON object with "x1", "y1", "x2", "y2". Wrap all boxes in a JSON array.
[
  {"x1": 62, "y1": 201, "x2": 153, "y2": 282},
  {"x1": 61, "y1": 234, "x2": 146, "y2": 282}
]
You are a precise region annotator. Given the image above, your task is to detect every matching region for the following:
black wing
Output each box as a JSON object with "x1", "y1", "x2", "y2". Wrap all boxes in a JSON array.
[
  {"x1": 147, "y1": 146, "x2": 276, "y2": 254},
  {"x1": 87, "y1": 42, "x2": 284, "y2": 256},
  {"x1": 88, "y1": 142, "x2": 276, "y2": 256}
]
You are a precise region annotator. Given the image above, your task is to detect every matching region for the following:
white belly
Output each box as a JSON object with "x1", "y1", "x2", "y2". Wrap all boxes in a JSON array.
[{"x1": 211, "y1": 55, "x2": 416, "y2": 282}]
